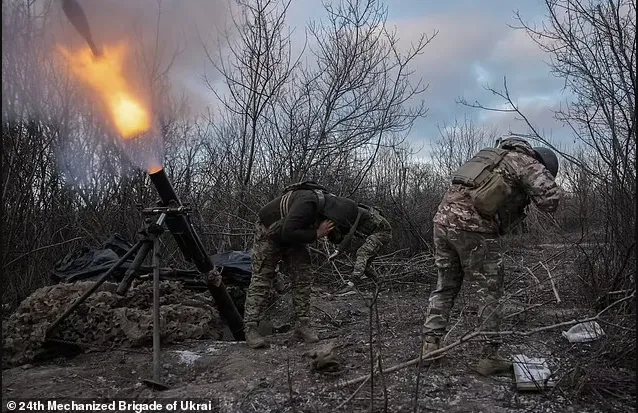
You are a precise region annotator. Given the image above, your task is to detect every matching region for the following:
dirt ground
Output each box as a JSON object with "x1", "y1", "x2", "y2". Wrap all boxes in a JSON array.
[{"x1": 2, "y1": 244, "x2": 635, "y2": 413}]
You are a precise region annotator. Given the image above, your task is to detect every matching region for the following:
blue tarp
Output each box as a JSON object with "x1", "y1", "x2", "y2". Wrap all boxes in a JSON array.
[{"x1": 211, "y1": 251, "x2": 252, "y2": 277}]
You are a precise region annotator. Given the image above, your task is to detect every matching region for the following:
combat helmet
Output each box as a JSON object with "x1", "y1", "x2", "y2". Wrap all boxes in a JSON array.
[
  {"x1": 322, "y1": 195, "x2": 359, "y2": 232},
  {"x1": 321, "y1": 195, "x2": 363, "y2": 257},
  {"x1": 497, "y1": 137, "x2": 559, "y2": 178},
  {"x1": 532, "y1": 147, "x2": 559, "y2": 177}
]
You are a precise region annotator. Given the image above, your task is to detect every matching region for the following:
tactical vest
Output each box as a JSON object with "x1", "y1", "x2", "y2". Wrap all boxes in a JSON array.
[
  {"x1": 279, "y1": 181, "x2": 328, "y2": 218},
  {"x1": 265, "y1": 181, "x2": 330, "y2": 240},
  {"x1": 453, "y1": 148, "x2": 532, "y2": 234},
  {"x1": 452, "y1": 148, "x2": 512, "y2": 219},
  {"x1": 452, "y1": 148, "x2": 508, "y2": 188}
]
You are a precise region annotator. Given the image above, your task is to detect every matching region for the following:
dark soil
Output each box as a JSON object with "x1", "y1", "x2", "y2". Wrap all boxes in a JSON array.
[{"x1": 2, "y1": 244, "x2": 635, "y2": 412}]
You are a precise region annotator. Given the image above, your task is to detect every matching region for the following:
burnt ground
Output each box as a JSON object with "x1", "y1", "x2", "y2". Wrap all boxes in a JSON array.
[{"x1": 2, "y1": 243, "x2": 635, "y2": 413}]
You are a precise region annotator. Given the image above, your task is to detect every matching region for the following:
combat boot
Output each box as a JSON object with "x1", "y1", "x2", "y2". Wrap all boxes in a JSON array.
[
  {"x1": 294, "y1": 317, "x2": 319, "y2": 343},
  {"x1": 364, "y1": 267, "x2": 380, "y2": 282},
  {"x1": 475, "y1": 344, "x2": 512, "y2": 376},
  {"x1": 244, "y1": 322, "x2": 267, "y2": 349},
  {"x1": 476, "y1": 357, "x2": 513, "y2": 376},
  {"x1": 421, "y1": 336, "x2": 440, "y2": 358}
]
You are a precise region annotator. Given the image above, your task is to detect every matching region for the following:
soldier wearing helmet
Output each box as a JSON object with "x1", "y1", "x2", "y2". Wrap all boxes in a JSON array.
[
  {"x1": 327, "y1": 203, "x2": 393, "y2": 285},
  {"x1": 421, "y1": 137, "x2": 561, "y2": 375},
  {"x1": 243, "y1": 182, "x2": 360, "y2": 349}
]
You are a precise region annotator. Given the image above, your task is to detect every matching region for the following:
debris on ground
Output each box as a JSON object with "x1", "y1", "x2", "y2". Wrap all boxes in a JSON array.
[
  {"x1": 512, "y1": 354, "x2": 556, "y2": 391},
  {"x1": 1, "y1": 243, "x2": 634, "y2": 412},
  {"x1": 562, "y1": 321, "x2": 605, "y2": 343},
  {"x1": 304, "y1": 340, "x2": 343, "y2": 374}
]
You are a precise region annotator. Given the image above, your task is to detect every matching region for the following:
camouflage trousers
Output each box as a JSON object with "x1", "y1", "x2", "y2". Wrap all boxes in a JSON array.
[
  {"x1": 352, "y1": 213, "x2": 392, "y2": 278},
  {"x1": 423, "y1": 223, "x2": 504, "y2": 355},
  {"x1": 244, "y1": 222, "x2": 313, "y2": 324}
]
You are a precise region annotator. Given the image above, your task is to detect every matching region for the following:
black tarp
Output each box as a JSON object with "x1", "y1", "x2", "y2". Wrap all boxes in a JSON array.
[{"x1": 52, "y1": 234, "x2": 252, "y2": 286}]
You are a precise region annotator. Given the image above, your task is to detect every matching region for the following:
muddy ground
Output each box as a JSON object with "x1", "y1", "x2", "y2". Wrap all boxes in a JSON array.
[{"x1": 2, "y1": 243, "x2": 635, "y2": 412}]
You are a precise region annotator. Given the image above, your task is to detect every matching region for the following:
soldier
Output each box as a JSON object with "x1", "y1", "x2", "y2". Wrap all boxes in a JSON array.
[
  {"x1": 329, "y1": 204, "x2": 393, "y2": 284},
  {"x1": 244, "y1": 182, "x2": 359, "y2": 349},
  {"x1": 421, "y1": 137, "x2": 561, "y2": 376},
  {"x1": 352, "y1": 205, "x2": 393, "y2": 280}
]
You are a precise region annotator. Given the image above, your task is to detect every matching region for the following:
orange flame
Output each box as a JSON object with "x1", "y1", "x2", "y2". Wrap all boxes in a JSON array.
[
  {"x1": 148, "y1": 165, "x2": 163, "y2": 174},
  {"x1": 59, "y1": 45, "x2": 151, "y2": 140}
]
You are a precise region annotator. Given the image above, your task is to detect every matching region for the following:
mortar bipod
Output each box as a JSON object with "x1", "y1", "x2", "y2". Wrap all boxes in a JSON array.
[
  {"x1": 115, "y1": 212, "x2": 167, "y2": 296},
  {"x1": 44, "y1": 206, "x2": 191, "y2": 391}
]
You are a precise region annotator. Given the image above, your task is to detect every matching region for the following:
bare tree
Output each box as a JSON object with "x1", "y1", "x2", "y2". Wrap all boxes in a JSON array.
[
  {"x1": 430, "y1": 116, "x2": 499, "y2": 180},
  {"x1": 364, "y1": 143, "x2": 444, "y2": 252},
  {"x1": 203, "y1": 0, "x2": 298, "y2": 189},
  {"x1": 267, "y1": 0, "x2": 436, "y2": 195},
  {"x1": 458, "y1": 0, "x2": 635, "y2": 276},
  {"x1": 2, "y1": 0, "x2": 444, "y2": 306}
]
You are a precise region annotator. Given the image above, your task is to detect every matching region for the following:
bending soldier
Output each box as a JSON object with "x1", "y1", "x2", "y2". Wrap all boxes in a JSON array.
[
  {"x1": 329, "y1": 204, "x2": 393, "y2": 283},
  {"x1": 422, "y1": 137, "x2": 561, "y2": 376},
  {"x1": 352, "y1": 205, "x2": 392, "y2": 280},
  {"x1": 244, "y1": 182, "x2": 359, "y2": 349}
]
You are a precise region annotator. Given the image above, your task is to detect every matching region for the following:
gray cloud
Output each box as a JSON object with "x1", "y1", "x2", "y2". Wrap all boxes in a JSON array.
[
  {"x1": 47, "y1": 0, "x2": 572, "y2": 151},
  {"x1": 380, "y1": 6, "x2": 572, "y2": 150},
  {"x1": 273, "y1": 1, "x2": 567, "y2": 154}
]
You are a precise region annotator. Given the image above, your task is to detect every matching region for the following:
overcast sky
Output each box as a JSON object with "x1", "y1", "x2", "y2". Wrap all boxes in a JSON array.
[
  {"x1": 179, "y1": 0, "x2": 574, "y2": 155},
  {"x1": 54, "y1": 0, "x2": 575, "y2": 156},
  {"x1": 281, "y1": 0, "x2": 574, "y2": 154}
]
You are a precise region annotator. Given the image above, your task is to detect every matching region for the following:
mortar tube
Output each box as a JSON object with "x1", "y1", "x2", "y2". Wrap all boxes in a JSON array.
[{"x1": 148, "y1": 168, "x2": 245, "y2": 340}]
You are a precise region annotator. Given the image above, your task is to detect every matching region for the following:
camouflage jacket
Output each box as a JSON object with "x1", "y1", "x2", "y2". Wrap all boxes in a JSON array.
[
  {"x1": 356, "y1": 207, "x2": 391, "y2": 239},
  {"x1": 433, "y1": 138, "x2": 561, "y2": 234}
]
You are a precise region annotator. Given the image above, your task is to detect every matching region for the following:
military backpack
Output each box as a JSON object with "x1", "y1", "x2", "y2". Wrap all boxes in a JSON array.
[
  {"x1": 280, "y1": 181, "x2": 330, "y2": 214},
  {"x1": 452, "y1": 147, "x2": 511, "y2": 218},
  {"x1": 265, "y1": 181, "x2": 331, "y2": 239}
]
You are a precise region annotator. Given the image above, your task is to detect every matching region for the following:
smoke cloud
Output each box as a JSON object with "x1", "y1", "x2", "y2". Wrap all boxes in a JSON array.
[
  {"x1": 2, "y1": 0, "x2": 231, "y2": 185},
  {"x1": 51, "y1": 0, "x2": 231, "y2": 103}
]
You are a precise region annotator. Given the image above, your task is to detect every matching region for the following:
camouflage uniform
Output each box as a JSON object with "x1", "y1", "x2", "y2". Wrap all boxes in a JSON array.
[
  {"x1": 425, "y1": 223, "x2": 505, "y2": 354},
  {"x1": 244, "y1": 222, "x2": 313, "y2": 324},
  {"x1": 352, "y1": 207, "x2": 392, "y2": 279},
  {"x1": 242, "y1": 187, "x2": 359, "y2": 347},
  {"x1": 423, "y1": 138, "x2": 560, "y2": 357}
]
